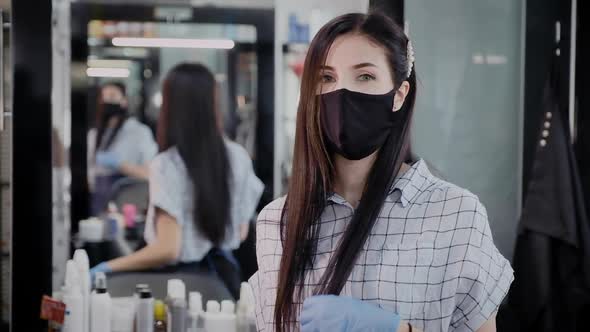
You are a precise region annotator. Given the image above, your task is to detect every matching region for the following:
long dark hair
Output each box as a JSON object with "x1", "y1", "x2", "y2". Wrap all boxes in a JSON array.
[
  {"x1": 157, "y1": 63, "x2": 230, "y2": 246},
  {"x1": 275, "y1": 13, "x2": 417, "y2": 331},
  {"x1": 95, "y1": 82, "x2": 128, "y2": 151}
]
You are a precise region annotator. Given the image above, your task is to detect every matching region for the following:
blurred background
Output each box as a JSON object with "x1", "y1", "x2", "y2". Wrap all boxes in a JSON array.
[{"x1": 0, "y1": 0, "x2": 588, "y2": 331}]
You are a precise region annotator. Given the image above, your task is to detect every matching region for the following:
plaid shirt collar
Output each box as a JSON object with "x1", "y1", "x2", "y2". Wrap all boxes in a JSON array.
[
  {"x1": 389, "y1": 159, "x2": 431, "y2": 207},
  {"x1": 328, "y1": 159, "x2": 432, "y2": 208}
]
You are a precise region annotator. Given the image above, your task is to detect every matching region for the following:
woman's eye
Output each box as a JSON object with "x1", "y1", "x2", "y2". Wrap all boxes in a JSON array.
[
  {"x1": 358, "y1": 74, "x2": 376, "y2": 81},
  {"x1": 321, "y1": 74, "x2": 335, "y2": 83}
]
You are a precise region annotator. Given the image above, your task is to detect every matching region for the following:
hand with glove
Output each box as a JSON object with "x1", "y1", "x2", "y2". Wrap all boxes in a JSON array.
[
  {"x1": 300, "y1": 295, "x2": 412, "y2": 332},
  {"x1": 96, "y1": 151, "x2": 122, "y2": 170},
  {"x1": 90, "y1": 262, "x2": 112, "y2": 283}
]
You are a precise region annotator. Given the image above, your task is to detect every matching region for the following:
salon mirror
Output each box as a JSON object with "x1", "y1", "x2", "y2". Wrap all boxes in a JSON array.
[{"x1": 51, "y1": 0, "x2": 275, "y2": 293}]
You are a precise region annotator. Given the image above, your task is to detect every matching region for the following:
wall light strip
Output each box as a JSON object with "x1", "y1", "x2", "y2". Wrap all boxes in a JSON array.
[
  {"x1": 111, "y1": 37, "x2": 235, "y2": 49},
  {"x1": 86, "y1": 67, "x2": 130, "y2": 78}
]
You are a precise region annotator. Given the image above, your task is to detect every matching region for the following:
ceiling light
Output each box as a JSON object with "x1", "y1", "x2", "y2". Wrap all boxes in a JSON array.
[{"x1": 112, "y1": 37, "x2": 235, "y2": 49}]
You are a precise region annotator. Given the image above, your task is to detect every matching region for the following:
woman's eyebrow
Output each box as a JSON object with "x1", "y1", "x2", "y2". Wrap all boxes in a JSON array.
[
  {"x1": 320, "y1": 63, "x2": 377, "y2": 71},
  {"x1": 352, "y1": 62, "x2": 377, "y2": 69}
]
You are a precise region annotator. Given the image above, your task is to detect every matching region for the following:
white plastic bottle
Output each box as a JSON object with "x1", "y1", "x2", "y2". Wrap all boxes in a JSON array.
[
  {"x1": 221, "y1": 300, "x2": 237, "y2": 332},
  {"x1": 73, "y1": 249, "x2": 91, "y2": 332},
  {"x1": 134, "y1": 284, "x2": 149, "y2": 302},
  {"x1": 136, "y1": 288, "x2": 154, "y2": 332},
  {"x1": 203, "y1": 300, "x2": 220, "y2": 332},
  {"x1": 166, "y1": 279, "x2": 187, "y2": 332},
  {"x1": 204, "y1": 300, "x2": 237, "y2": 332},
  {"x1": 134, "y1": 283, "x2": 149, "y2": 320},
  {"x1": 187, "y1": 292, "x2": 204, "y2": 332},
  {"x1": 63, "y1": 260, "x2": 84, "y2": 332},
  {"x1": 237, "y1": 283, "x2": 257, "y2": 332},
  {"x1": 90, "y1": 272, "x2": 112, "y2": 332}
]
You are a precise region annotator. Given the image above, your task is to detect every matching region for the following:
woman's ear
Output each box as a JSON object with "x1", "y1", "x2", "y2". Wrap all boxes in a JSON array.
[{"x1": 393, "y1": 81, "x2": 410, "y2": 111}]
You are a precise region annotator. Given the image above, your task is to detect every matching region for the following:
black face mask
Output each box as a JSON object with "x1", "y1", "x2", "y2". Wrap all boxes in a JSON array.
[
  {"x1": 320, "y1": 88, "x2": 405, "y2": 160},
  {"x1": 102, "y1": 103, "x2": 127, "y2": 120}
]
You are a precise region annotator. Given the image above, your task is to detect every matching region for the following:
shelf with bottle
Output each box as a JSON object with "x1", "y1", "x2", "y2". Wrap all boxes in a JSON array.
[{"x1": 282, "y1": 43, "x2": 309, "y2": 54}]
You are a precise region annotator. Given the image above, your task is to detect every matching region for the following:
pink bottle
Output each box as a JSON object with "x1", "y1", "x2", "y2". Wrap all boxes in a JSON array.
[{"x1": 122, "y1": 204, "x2": 137, "y2": 228}]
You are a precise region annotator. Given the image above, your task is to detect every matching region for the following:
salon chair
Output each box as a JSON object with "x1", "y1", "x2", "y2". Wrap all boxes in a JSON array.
[{"x1": 110, "y1": 178, "x2": 149, "y2": 212}]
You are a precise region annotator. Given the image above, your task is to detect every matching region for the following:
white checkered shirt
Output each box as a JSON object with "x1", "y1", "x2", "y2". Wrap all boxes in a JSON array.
[{"x1": 249, "y1": 159, "x2": 514, "y2": 332}]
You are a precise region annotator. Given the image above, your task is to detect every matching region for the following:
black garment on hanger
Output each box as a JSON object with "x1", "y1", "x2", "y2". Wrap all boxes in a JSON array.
[{"x1": 499, "y1": 55, "x2": 590, "y2": 332}]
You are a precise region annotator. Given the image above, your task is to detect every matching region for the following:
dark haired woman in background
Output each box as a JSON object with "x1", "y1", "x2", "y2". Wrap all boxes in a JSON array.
[
  {"x1": 91, "y1": 64, "x2": 264, "y2": 296},
  {"x1": 249, "y1": 13, "x2": 513, "y2": 332},
  {"x1": 88, "y1": 82, "x2": 157, "y2": 214}
]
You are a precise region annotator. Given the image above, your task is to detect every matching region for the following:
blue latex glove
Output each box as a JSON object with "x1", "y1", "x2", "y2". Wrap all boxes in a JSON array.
[
  {"x1": 90, "y1": 262, "x2": 112, "y2": 283},
  {"x1": 300, "y1": 295, "x2": 402, "y2": 332},
  {"x1": 96, "y1": 151, "x2": 121, "y2": 169}
]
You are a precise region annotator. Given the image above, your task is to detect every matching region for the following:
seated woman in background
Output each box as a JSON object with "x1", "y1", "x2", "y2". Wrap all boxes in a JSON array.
[
  {"x1": 88, "y1": 82, "x2": 158, "y2": 214},
  {"x1": 91, "y1": 63, "x2": 264, "y2": 297}
]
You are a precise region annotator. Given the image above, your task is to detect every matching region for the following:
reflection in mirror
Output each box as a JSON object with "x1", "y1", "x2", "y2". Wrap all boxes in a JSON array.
[
  {"x1": 58, "y1": 3, "x2": 271, "y2": 301},
  {"x1": 84, "y1": 21, "x2": 258, "y2": 220}
]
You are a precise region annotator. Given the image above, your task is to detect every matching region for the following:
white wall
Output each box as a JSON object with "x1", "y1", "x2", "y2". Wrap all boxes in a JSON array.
[{"x1": 406, "y1": 0, "x2": 525, "y2": 259}]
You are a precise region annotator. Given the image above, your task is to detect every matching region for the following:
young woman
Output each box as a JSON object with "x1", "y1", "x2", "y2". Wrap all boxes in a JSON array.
[
  {"x1": 91, "y1": 64, "x2": 264, "y2": 295},
  {"x1": 88, "y1": 82, "x2": 157, "y2": 214},
  {"x1": 249, "y1": 13, "x2": 513, "y2": 332}
]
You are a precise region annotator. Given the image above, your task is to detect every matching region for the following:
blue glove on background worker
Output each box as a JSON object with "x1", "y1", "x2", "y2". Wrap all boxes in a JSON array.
[
  {"x1": 300, "y1": 295, "x2": 402, "y2": 332},
  {"x1": 89, "y1": 262, "x2": 112, "y2": 282}
]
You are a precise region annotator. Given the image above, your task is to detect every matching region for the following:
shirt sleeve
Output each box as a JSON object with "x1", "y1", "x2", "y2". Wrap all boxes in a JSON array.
[
  {"x1": 450, "y1": 199, "x2": 514, "y2": 331},
  {"x1": 139, "y1": 127, "x2": 158, "y2": 165},
  {"x1": 149, "y1": 154, "x2": 183, "y2": 223},
  {"x1": 230, "y1": 143, "x2": 264, "y2": 225},
  {"x1": 248, "y1": 208, "x2": 268, "y2": 331},
  {"x1": 248, "y1": 271, "x2": 267, "y2": 331},
  {"x1": 237, "y1": 159, "x2": 264, "y2": 225},
  {"x1": 248, "y1": 198, "x2": 285, "y2": 332}
]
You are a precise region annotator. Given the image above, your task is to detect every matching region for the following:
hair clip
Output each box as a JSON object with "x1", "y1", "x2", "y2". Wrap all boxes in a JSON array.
[{"x1": 406, "y1": 40, "x2": 415, "y2": 78}]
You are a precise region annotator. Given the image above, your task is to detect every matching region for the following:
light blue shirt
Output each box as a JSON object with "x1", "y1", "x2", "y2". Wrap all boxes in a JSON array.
[
  {"x1": 144, "y1": 140, "x2": 265, "y2": 263},
  {"x1": 87, "y1": 117, "x2": 158, "y2": 189}
]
